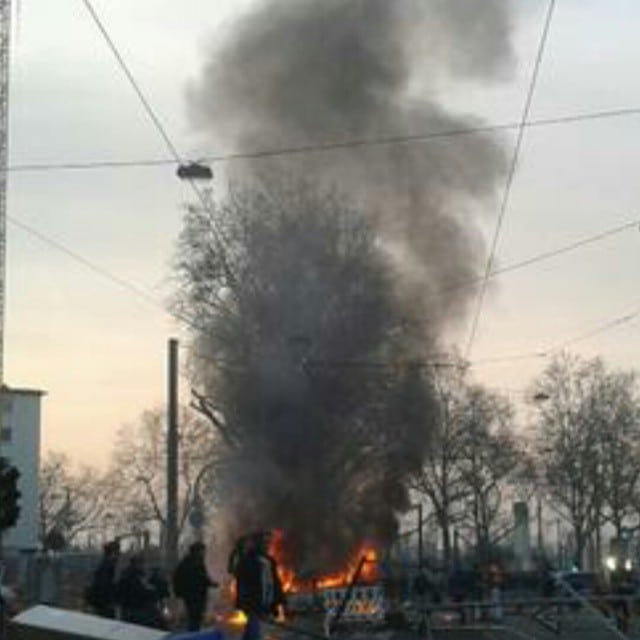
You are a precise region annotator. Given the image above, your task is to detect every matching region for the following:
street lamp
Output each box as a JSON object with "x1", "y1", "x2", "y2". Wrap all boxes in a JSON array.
[{"x1": 176, "y1": 162, "x2": 213, "y2": 181}]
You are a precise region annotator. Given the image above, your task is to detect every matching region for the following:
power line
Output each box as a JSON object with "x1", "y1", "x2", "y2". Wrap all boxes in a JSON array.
[
  {"x1": 37, "y1": 1, "x2": 640, "y2": 375},
  {"x1": 465, "y1": 0, "x2": 557, "y2": 359},
  {"x1": 551, "y1": 306, "x2": 640, "y2": 352},
  {"x1": 79, "y1": 0, "x2": 180, "y2": 161},
  {"x1": 8, "y1": 214, "x2": 162, "y2": 308},
  {"x1": 438, "y1": 216, "x2": 640, "y2": 299},
  {"x1": 8, "y1": 214, "x2": 229, "y2": 340},
  {"x1": 8, "y1": 105, "x2": 640, "y2": 175},
  {"x1": 9, "y1": 213, "x2": 246, "y2": 372},
  {"x1": 12, "y1": 208, "x2": 640, "y2": 374},
  {"x1": 79, "y1": 0, "x2": 234, "y2": 289},
  {"x1": 470, "y1": 302, "x2": 640, "y2": 367}
]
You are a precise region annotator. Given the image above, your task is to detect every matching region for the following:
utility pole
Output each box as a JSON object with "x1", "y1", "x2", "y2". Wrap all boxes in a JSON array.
[
  {"x1": 0, "y1": 0, "x2": 11, "y2": 389},
  {"x1": 0, "y1": 0, "x2": 13, "y2": 574},
  {"x1": 537, "y1": 493, "x2": 544, "y2": 555},
  {"x1": 166, "y1": 338, "x2": 179, "y2": 571},
  {"x1": 417, "y1": 502, "x2": 423, "y2": 569}
]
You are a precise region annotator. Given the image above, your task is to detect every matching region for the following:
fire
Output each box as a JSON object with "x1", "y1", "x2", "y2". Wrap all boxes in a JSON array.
[
  {"x1": 223, "y1": 530, "x2": 380, "y2": 626},
  {"x1": 316, "y1": 545, "x2": 378, "y2": 589},
  {"x1": 227, "y1": 610, "x2": 248, "y2": 627},
  {"x1": 268, "y1": 530, "x2": 379, "y2": 593}
]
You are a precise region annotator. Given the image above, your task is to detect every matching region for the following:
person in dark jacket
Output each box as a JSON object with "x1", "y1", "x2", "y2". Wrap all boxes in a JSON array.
[
  {"x1": 173, "y1": 542, "x2": 218, "y2": 631},
  {"x1": 87, "y1": 540, "x2": 120, "y2": 618},
  {"x1": 235, "y1": 531, "x2": 285, "y2": 640},
  {"x1": 116, "y1": 554, "x2": 158, "y2": 627}
]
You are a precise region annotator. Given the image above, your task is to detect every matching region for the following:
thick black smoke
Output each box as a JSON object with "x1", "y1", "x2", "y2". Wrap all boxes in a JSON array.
[{"x1": 187, "y1": 0, "x2": 513, "y2": 567}]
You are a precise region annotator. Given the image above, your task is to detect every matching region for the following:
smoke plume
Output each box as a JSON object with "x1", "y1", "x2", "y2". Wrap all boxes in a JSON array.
[{"x1": 187, "y1": 0, "x2": 514, "y2": 567}]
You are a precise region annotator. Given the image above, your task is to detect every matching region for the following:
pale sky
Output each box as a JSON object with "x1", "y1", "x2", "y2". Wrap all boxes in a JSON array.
[{"x1": 6, "y1": 0, "x2": 640, "y2": 467}]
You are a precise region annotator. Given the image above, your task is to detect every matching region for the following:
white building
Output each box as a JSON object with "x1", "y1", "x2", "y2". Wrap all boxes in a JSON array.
[{"x1": 1, "y1": 385, "x2": 44, "y2": 551}]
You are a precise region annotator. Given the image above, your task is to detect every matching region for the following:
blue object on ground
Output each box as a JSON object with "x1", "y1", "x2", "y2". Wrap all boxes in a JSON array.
[{"x1": 170, "y1": 630, "x2": 224, "y2": 640}]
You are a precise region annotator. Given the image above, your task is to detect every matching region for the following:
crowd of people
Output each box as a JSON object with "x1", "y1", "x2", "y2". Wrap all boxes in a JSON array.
[
  {"x1": 85, "y1": 531, "x2": 285, "y2": 640},
  {"x1": 86, "y1": 539, "x2": 216, "y2": 631}
]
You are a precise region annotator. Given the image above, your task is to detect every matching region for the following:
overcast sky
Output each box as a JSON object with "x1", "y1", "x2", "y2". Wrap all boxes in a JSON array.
[{"x1": 7, "y1": 0, "x2": 640, "y2": 467}]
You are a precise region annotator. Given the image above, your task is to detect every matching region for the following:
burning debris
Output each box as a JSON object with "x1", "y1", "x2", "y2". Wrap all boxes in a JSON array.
[
  {"x1": 269, "y1": 530, "x2": 379, "y2": 594},
  {"x1": 223, "y1": 530, "x2": 383, "y2": 631},
  {"x1": 182, "y1": 0, "x2": 515, "y2": 578}
]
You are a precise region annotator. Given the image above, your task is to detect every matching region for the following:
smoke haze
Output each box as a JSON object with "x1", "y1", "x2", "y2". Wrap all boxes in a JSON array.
[{"x1": 187, "y1": 0, "x2": 514, "y2": 566}]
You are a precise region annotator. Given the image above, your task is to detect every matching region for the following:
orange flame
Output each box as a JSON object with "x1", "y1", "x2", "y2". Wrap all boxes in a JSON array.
[
  {"x1": 268, "y1": 531, "x2": 379, "y2": 593},
  {"x1": 224, "y1": 531, "x2": 380, "y2": 624},
  {"x1": 227, "y1": 610, "x2": 248, "y2": 627}
]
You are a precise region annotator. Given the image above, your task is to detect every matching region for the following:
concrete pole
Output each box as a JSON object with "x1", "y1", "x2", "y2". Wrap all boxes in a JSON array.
[
  {"x1": 537, "y1": 493, "x2": 544, "y2": 555},
  {"x1": 166, "y1": 338, "x2": 179, "y2": 571},
  {"x1": 417, "y1": 503, "x2": 423, "y2": 569}
]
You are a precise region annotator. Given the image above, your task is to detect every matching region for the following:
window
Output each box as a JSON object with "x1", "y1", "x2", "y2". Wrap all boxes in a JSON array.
[{"x1": 1, "y1": 426, "x2": 11, "y2": 443}]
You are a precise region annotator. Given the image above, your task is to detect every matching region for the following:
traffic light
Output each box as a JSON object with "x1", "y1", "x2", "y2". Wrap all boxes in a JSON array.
[{"x1": 0, "y1": 456, "x2": 20, "y2": 531}]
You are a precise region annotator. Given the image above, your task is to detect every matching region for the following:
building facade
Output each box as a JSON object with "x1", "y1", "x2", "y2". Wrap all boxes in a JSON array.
[{"x1": 1, "y1": 386, "x2": 44, "y2": 551}]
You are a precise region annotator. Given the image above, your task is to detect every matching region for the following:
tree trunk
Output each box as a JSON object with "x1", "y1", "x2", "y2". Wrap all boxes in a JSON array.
[
  {"x1": 442, "y1": 520, "x2": 451, "y2": 568},
  {"x1": 575, "y1": 527, "x2": 586, "y2": 569}
]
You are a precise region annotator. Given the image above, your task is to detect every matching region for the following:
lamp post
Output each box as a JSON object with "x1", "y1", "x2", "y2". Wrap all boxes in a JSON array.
[
  {"x1": 408, "y1": 502, "x2": 424, "y2": 569},
  {"x1": 174, "y1": 162, "x2": 213, "y2": 561},
  {"x1": 166, "y1": 338, "x2": 179, "y2": 572},
  {"x1": 189, "y1": 463, "x2": 216, "y2": 542}
]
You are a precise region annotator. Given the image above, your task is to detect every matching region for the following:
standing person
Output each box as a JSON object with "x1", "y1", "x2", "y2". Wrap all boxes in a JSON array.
[
  {"x1": 173, "y1": 542, "x2": 219, "y2": 631},
  {"x1": 235, "y1": 531, "x2": 285, "y2": 640},
  {"x1": 86, "y1": 540, "x2": 120, "y2": 618},
  {"x1": 116, "y1": 554, "x2": 158, "y2": 627}
]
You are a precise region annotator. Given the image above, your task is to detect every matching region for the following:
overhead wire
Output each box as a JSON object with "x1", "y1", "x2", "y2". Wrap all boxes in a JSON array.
[
  {"x1": 7, "y1": 105, "x2": 640, "y2": 174},
  {"x1": 79, "y1": 0, "x2": 180, "y2": 160},
  {"x1": 11, "y1": 208, "x2": 640, "y2": 373},
  {"x1": 437, "y1": 216, "x2": 640, "y2": 300},
  {"x1": 79, "y1": 0, "x2": 231, "y2": 265},
  {"x1": 465, "y1": 0, "x2": 557, "y2": 359},
  {"x1": 8, "y1": 214, "x2": 162, "y2": 308},
  {"x1": 470, "y1": 302, "x2": 640, "y2": 367},
  {"x1": 54, "y1": 0, "x2": 639, "y2": 375}
]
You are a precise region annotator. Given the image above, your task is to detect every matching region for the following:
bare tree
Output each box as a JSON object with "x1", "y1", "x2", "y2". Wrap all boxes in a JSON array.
[
  {"x1": 412, "y1": 364, "x2": 470, "y2": 568},
  {"x1": 533, "y1": 354, "x2": 624, "y2": 567},
  {"x1": 591, "y1": 369, "x2": 640, "y2": 540},
  {"x1": 39, "y1": 452, "x2": 109, "y2": 546},
  {"x1": 413, "y1": 364, "x2": 528, "y2": 568},
  {"x1": 107, "y1": 407, "x2": 219, "y2": 545},
  {"x1": 457, "y1": 385, "x2": 524, "y2": 561}
]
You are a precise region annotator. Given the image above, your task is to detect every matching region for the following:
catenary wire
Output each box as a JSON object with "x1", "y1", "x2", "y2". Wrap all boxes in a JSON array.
[
  {"x1": 8, "y1": 215, "x2": 161, "y2": 308},
  {"x1": 68, "y1": 1, "x2": 640, "y2": 372},
  {"x1": 7, "y1": 215, "x2": 225, "y2": 345},
  {"x1": 465, "y1": 0, "x2": 557, "y2": 359},
  {"x1": 8, "y1": 105, "x2": 640, "y2": 174},
  {"x1": 79, "y1": 0, "x2": 232, "y2": 265},
  {"x1": 437, "y1": 216, "x2": 640, "y2": 299},
  {"x1": 9, "y1": 209, "x2": 640, "y2": 371},
  {"x1": 470, "y1": 303, "x2": 640, "y2": 367},
  {"x1": 79, "y1": 0, "x2": 180, "y2": 160}
]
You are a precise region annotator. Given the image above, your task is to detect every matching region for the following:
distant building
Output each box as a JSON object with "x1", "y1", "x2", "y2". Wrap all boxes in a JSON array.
[{"x1": 1, "y1": 385, "x2": 45, "y2": 551}]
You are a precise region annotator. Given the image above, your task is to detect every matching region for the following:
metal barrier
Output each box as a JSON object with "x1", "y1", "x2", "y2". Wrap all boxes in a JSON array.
[
  {"x1": 413, "y1": 590, "x2": 640, "y2": 639},
  {"x1": 321, "y1": 584, "x2": 386, "y2": 637}
]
